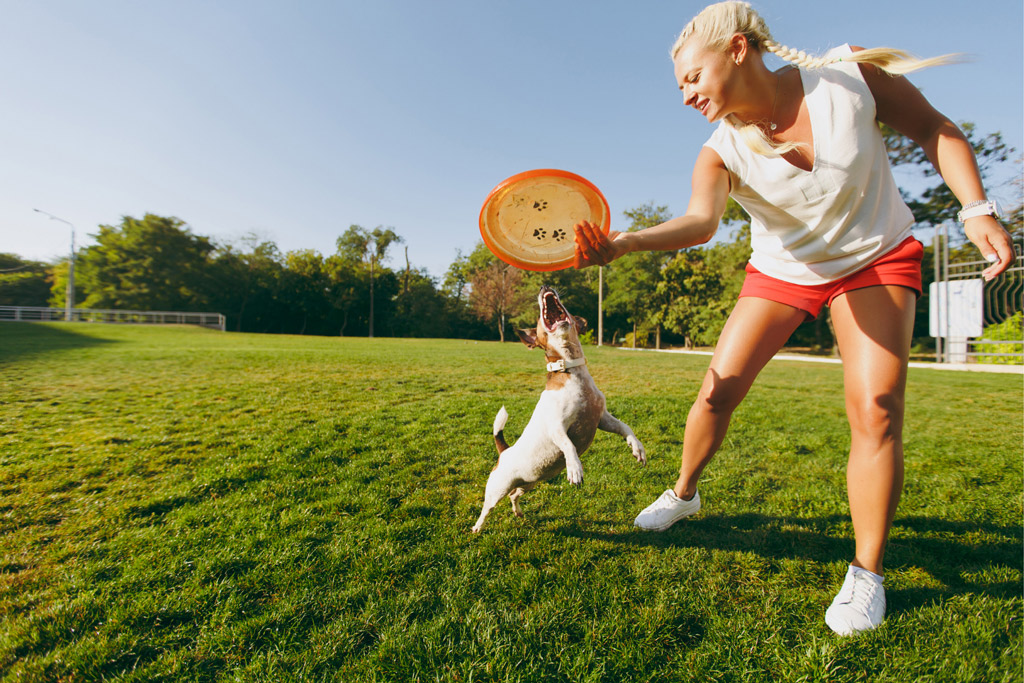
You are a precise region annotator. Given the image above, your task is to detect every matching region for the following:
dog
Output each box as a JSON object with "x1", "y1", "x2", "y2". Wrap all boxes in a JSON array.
[{"x1": 471, "y1": 285, "x2": 646, "y2": 533}]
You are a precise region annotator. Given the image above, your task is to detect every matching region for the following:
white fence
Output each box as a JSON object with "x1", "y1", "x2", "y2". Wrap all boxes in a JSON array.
[{"x1": 0, "y1": 306, "x2": 225, "y2": 331}]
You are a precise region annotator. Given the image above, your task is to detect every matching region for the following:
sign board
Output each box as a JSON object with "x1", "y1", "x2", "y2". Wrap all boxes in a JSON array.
[{"x1": 929, "y1": 279, "x2": 984, "y2": 338}]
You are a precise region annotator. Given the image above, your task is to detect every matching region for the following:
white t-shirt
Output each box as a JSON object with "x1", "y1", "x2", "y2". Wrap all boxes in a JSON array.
[{"x1": 703, "y1": 44, "x2": 915, "y2": 285}]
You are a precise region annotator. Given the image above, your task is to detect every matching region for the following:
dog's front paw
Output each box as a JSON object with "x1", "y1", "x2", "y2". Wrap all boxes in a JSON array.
[
  {"x1": 628, "y1": 436, "x2": 647, "y2": 465},
  {"x1": 566, "y1": 461, "x2": 584, "y2": 486}
]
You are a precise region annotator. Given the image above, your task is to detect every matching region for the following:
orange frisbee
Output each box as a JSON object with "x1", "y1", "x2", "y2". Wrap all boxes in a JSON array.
[{"x1": 479, "y1": 169, "x2": 610, "y2": 271}]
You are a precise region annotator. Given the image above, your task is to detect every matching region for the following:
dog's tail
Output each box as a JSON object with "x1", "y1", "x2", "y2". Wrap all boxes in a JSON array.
[{"x1": 493, "y1": 406, "x2": 510, "y2": 454}]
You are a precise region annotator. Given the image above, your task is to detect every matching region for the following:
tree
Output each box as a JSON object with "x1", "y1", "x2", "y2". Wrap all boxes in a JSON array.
[
  {"x1": 0, "y1": 254, "x2": 52, "y2": 307},
  {"x1": 209, "y1": 237, "x2": 288, "y2": 333},
  {"x1": 882, "y1": 122, "x2": 1014, "y2": 235},
  {"x1": 604, "y1": 203, "x2": 674, "y2": 347},
  {"x1": 282, "y1": 249, "x2": 331, "y2": 335},
  {"x1": 469, "y1": 262, "x2": 531, "y2": 342},
  {"x1": 883, "y1": 122, "x2": 1019, "y2": 347},
  {"x1": 72, "y1": 214, "x2": 214, "y2": 312},
  {"x1": 337, "y1": 225, "x2": 402, "y2": 338}
]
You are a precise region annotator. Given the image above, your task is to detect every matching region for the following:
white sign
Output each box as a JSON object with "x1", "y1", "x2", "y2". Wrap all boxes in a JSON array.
[{"x1": 929, "y1": 280, "x2": 984, "y2": 338}]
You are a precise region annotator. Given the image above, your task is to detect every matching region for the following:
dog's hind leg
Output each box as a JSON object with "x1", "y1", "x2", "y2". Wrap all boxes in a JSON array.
[
  {"x1": 509, "y1": 482, "x2": 538, "y2": 518},
  {"x1": 598, "y1": 410, "x2": 647, "y2": 464},
  {"x1": 508, "y1": 487, "x2": 526, "y2": 517}
]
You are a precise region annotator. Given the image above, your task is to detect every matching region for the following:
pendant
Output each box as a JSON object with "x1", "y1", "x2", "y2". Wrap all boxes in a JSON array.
[{"x1": 769, "y1": 123, "x2": 777, "y2": 132}]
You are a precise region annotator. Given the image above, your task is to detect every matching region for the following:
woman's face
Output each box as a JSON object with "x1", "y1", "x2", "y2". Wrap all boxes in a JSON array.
[{"x1": 672, "y1": 39, "x2": 738, "y2": 124}]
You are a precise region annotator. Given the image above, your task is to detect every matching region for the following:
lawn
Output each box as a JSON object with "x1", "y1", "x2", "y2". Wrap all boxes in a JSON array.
[{"x1": 0, "y1": 322, "x2": 1020, "y2": 682}]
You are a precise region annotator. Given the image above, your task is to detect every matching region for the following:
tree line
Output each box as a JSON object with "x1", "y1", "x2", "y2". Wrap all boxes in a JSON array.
[{"x1": 2, "y1": 123, "x2": 1020, "y2": 351}]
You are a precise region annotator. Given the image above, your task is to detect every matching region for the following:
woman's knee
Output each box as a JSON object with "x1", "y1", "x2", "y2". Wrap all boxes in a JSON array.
[
  {"x1": 695, "y1": 370, "x2": 750, "y2": 414},
  {"x1": 847, "y1": 392, "x2": 905, "y2": 440}
]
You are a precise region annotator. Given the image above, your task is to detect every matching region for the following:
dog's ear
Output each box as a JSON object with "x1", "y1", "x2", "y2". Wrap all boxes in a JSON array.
[
  {"x1": 573, "y1": 316, "x2": 588, "y2": 334},
  {"x1": 517, "y1": 328, "x2": 538, "y2": 348}
]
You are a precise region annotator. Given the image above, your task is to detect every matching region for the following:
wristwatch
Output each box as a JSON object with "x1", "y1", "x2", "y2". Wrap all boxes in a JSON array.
[{"x1": 957, "y1": 199, "x2": 1002, "y2": 223}]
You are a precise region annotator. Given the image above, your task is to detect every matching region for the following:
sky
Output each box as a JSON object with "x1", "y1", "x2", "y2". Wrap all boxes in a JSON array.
[{"x1": 2, "y1": 0, "x2": 1022, "y2": 280}]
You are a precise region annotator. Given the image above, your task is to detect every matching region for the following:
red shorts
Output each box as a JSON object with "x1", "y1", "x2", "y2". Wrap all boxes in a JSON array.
[{"x1": 739, "y1": 236, "x2": 924, "y2": 319}]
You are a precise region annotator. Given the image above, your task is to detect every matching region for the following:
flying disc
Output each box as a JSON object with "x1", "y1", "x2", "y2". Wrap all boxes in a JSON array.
[{"x1": 479, "y1": 169, "x2": 610, "y2": 271}]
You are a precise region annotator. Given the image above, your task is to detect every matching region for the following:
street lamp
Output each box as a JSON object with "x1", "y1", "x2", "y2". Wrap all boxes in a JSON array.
[{"x1": 34, "y1": 209, "x2": 76, "y2": 322}]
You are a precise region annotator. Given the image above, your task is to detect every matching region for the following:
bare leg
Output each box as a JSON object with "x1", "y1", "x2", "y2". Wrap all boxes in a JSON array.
[
  {"x1": 673, "y1": 297, "x2": 808, "y2": 499},
  {"x1": 829, "y1": 285, "x2": 915, "y2": 575}
]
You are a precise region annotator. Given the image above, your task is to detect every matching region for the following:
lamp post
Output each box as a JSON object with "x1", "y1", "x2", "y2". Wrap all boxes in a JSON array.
[{"x1": 34, "y1": 209, "x2": 76, "y2": 321}]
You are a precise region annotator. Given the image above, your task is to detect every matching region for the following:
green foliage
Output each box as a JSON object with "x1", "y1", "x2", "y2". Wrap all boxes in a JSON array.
[
  {"x1": 0, "y1": 253, "x2": 51, "y2": 306},
  {"x1": 0, "y1": 324, "x2": 1020, "y2": 681},
  {"x1": 604, "y1": 203, "x2": 674, "y2": 346},
  {"x1": 6, "y1": 118, "x2": 1017, "y2": 349},
  {"x1": 976, "y1": 312, "x2": 1024, "y2": 365},
  {"x1": 74, "y1": 214, "x2": 215, "y2": 311},
  {"x1": 881, "y1": 122, "x2": 1015, "y2": 234}
]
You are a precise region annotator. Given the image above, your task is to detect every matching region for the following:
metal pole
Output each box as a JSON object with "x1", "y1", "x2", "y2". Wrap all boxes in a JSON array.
[
  {"x1": 597, "y1": 266, "x2": 603, "y2": 346},
  {"x1": 937, "y1": 223, "x2": 942, "y2": 362},
  {"x1": 942, "y1": 224, "x2": 950, "y2": 363},
  {"x1": 33, "y1": 209, "x2": 76, "y2": 321}
]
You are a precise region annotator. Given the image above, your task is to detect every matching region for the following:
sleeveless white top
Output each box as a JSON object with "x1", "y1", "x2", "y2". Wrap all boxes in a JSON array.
[{"x1": 703, "y1": 44, "x2": 915, "y2": 285}]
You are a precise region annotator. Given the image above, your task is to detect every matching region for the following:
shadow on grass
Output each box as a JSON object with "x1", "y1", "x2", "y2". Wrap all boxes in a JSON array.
[
  {"x1": 0, "y1": 322, "x2": 119, "y2": 363},
  {"x1": 556, "y1": 512, "x2": 1023, "y2": 608}
]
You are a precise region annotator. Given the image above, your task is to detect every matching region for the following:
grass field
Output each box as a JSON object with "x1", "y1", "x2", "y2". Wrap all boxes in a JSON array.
[{"x1": 0, "y1": 322, "x2": 1021, "y2": 682}]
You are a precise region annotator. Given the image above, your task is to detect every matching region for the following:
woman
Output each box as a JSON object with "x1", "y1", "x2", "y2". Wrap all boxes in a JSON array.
[{"x1": 572, "y1": 1, "x2": 1015, "y2": 635}]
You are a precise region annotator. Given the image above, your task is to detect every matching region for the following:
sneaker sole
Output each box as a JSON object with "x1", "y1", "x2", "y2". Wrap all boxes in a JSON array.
[{"x1": 633, "y1": 509, "x2": 698, "y2": 531}]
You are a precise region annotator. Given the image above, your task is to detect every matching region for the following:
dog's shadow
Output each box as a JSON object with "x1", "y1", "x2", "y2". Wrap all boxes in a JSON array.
[{"x1": 554, "y1": 512, "x2": 1023, "y2": 610}]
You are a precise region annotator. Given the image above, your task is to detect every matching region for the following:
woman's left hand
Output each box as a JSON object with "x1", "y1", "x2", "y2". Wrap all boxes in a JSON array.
[{"x1": 964, "y1": 217, "x2": 1016, "y2": 281}]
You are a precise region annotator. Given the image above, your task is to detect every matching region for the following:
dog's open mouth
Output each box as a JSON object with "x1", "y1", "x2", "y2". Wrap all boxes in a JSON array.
[{"x1": 541, "y1": 288, "x2": 571, "y2": 332}]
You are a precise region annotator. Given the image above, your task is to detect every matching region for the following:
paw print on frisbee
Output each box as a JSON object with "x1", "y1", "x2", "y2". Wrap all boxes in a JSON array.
[{"x1": 479, "y1": 169, "x2": 610, "y2": 272}]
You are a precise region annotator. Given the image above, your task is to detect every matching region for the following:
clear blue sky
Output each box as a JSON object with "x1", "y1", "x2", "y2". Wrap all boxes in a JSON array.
[{"x1": 3, "y1": 0, "x2": 1021, "y2": 280}]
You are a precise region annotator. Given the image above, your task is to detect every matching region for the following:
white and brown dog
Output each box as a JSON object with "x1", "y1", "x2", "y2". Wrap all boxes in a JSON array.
[{"x1": 471, "y1": 286, "x2": 646, "y2": 533}]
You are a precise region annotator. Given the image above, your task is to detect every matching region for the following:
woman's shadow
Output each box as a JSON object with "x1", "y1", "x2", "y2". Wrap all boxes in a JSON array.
[{"x1": 556, "y1": 512, "x2": 1022, "y2": 612}]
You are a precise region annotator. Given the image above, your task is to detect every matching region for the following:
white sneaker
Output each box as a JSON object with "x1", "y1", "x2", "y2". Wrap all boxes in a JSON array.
[
  {"x1": 633, "y1": 489, "x2": 701, "y2": 531},
  {"x1": 825, "y1": 565, "x2": 886, "y2": 635}
]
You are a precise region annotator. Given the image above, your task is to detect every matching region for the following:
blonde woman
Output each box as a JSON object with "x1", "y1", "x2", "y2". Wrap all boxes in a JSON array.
[{"x1": 573, "y1": 1, "x2": 1014, "y2": 635}]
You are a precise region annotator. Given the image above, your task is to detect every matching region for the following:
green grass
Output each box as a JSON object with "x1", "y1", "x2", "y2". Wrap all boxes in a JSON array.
[{"x1": 0, "y1": 322, "x2": 1020, "y2": 682}]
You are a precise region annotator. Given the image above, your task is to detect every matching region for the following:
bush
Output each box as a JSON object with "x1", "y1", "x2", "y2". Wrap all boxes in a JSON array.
[{"x1": 976, "y1": 312, "x2": 1023, "y2": 365}]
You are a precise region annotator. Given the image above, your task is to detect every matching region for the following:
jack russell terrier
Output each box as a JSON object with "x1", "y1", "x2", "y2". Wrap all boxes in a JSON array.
[{"x1": 471, "y1": 286, "x2": 646, "y2": 533}]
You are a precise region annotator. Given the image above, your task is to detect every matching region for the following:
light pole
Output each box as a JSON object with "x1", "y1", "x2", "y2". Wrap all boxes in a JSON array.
[{"x1": 34, "y1": 209, "x2": 76, "y2": 321}]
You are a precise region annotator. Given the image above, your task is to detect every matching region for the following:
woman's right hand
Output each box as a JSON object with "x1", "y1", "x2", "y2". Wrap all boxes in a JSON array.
[
  {"x1": 964, "y1": 216, "x2": 1016, "y2": 282},
  {"x1": 573, "y1": 221, "x2": 628, "y2": 268}
]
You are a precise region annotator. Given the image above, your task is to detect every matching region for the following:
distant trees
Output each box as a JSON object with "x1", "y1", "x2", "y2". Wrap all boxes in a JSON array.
[
  {"x1": 71, "y1": 214, "x2": 215, "y2": 312},
  {"x1": 0, "y1": 254, "x2": 51, "y2": 307},
  {"x1": 6, "y1": 121, "x2": 1016, "y2": 349}
]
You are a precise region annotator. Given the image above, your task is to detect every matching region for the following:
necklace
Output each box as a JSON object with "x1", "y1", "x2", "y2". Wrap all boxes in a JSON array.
[{"x1": 768, "y1": 71, "x2": 782, "y2": 135}]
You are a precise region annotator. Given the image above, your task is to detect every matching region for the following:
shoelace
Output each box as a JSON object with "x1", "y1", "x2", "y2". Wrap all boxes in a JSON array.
[
  {"x1": 654, "y1": 492, "x2": 680, "y2": 510},
  {"x1": 842, "y1": 574, "x2": 878, "y2": 612}
]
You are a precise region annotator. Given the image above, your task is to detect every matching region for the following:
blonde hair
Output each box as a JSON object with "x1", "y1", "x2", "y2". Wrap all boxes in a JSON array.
[{"x1": 671, "y1": 1, "x2": 957, "y2": 156}]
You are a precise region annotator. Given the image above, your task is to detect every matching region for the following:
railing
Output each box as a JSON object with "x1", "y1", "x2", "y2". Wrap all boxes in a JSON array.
[
  {"x1": 932, "y1": 225, "x2": 1022, "y2": 365},
  {"x1": 0, "y1": 306, "x2": 226, "y2": 332}
]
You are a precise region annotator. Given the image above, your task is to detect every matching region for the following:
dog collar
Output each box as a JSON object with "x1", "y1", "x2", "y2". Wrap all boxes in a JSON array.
[{"x1": 546, "y1": 358, "x2": 586, "y2": 372}]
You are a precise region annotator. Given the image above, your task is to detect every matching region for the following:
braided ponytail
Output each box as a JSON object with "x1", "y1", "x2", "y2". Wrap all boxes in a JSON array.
[
  {"x1": 764, "y1": 40, "x2": 958, "y2": 75},
  {"x1": 672, "y1": 2, "x2": 958, "y2": 155}
]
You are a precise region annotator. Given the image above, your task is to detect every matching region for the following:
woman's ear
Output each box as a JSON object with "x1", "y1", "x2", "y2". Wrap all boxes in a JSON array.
[{"x1": 729, "y1": 33, "x2": 749, "y2": 66}]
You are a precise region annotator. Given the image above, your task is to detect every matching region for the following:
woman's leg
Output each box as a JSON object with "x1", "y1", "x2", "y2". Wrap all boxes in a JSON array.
[
  {"x1": 672, "y1": 297, "x2": 809, "y2": 499},
  {"x1": 829, "y1": 285, "x2": 916, "y2": 575}
]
